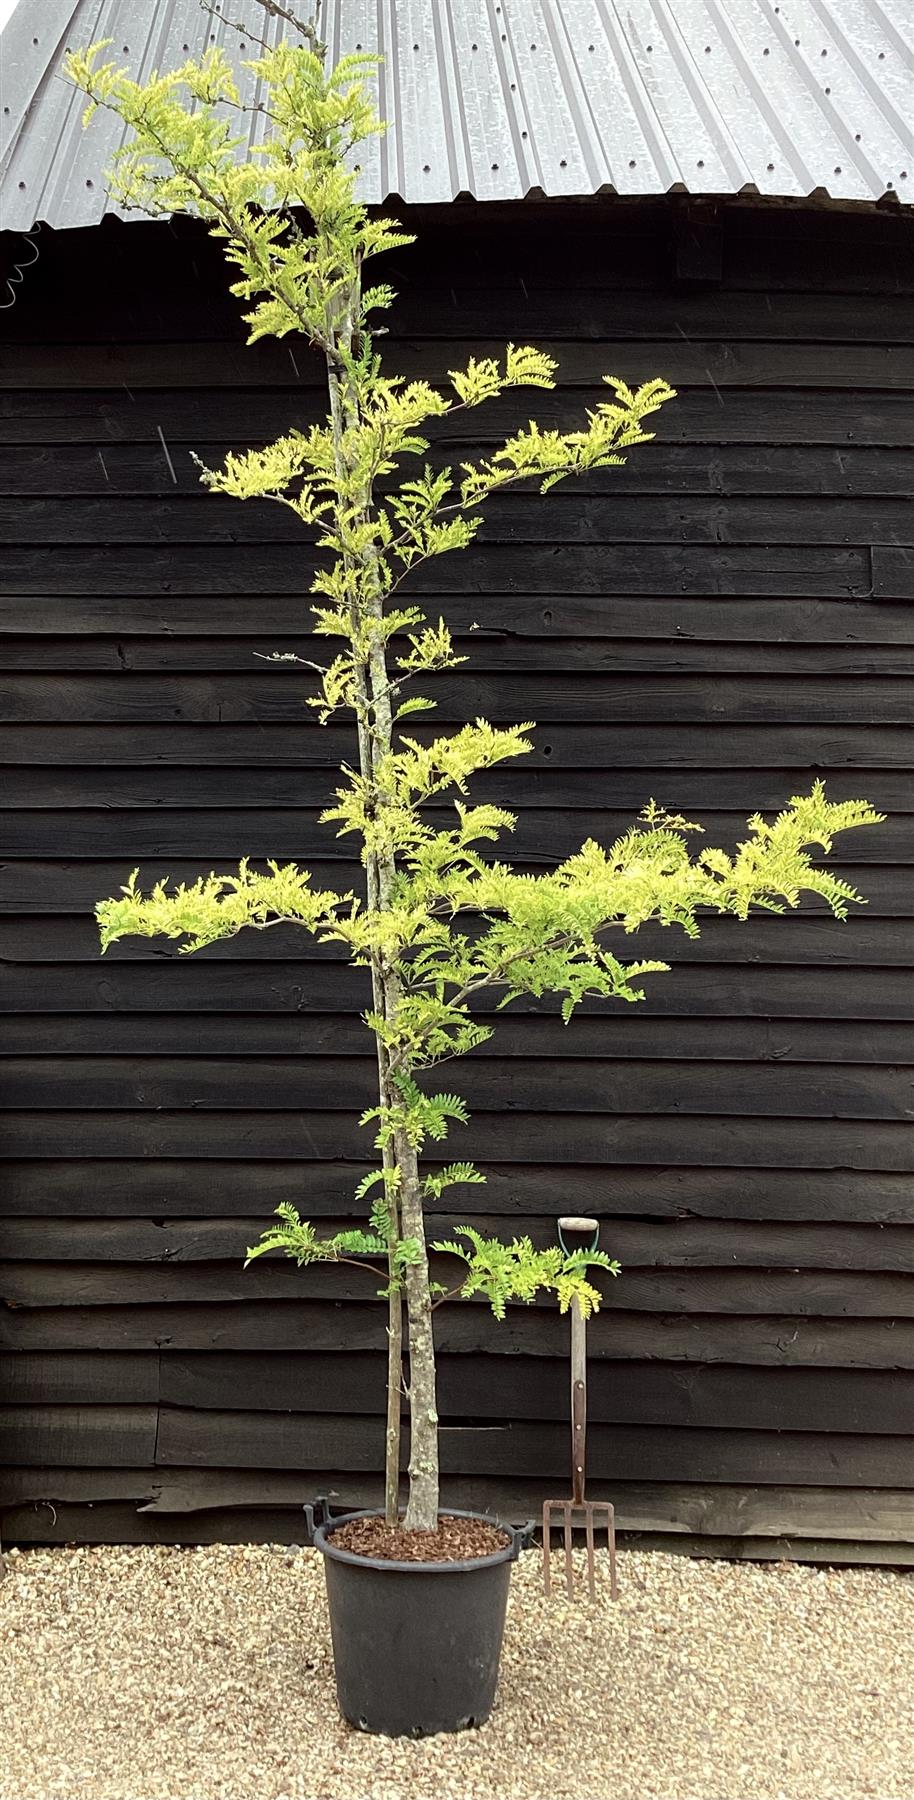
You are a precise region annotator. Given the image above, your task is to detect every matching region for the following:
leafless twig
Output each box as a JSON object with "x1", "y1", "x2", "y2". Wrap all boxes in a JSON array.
[{"x1": 255, "y1": 0, "x2": 326, "y2": 56}]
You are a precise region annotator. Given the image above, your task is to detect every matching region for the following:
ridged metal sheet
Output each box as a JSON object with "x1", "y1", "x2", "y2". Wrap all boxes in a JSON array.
[{"x1": 2, "y1": 0, "x2": 912, "y2": 231}]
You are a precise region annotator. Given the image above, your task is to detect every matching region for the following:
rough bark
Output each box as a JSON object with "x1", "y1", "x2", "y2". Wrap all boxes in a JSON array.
[{"x1": 397, "y1": 1137, "x2": 441, "y2": 1531}]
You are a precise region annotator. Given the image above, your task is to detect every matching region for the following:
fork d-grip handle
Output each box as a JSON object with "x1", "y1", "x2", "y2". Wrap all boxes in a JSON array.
[
  {"x1": 558, "y1": 1214, "x2": 600, "y2": 1257},
  {"x1": 558, "y1": 1216, "x2": 597, "y2": 1508}
]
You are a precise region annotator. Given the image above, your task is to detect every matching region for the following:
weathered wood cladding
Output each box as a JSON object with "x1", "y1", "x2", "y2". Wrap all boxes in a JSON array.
[{"x1": 1, "y1": 201, "x2": 913, "y2": 1554}]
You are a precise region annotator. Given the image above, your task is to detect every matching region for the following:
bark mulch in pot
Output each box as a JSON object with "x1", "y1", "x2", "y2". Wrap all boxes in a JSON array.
[{"x1": 331, "y1": 1515, "x2": 510, "y2": 1562}]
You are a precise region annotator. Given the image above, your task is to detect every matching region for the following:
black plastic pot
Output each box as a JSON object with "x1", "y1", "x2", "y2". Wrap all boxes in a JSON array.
[{"x1": 304, "y1": 1501, "x2": 530, "y2": 1737}]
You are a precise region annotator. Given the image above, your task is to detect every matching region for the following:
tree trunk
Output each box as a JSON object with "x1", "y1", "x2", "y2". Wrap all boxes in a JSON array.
[
  {"x1": 324, "y1": 285, "x2": 441, "y2": 1529},
  {"x1": 323, "y1": 308, "x2": 407, "y2": 1521},
  {"x1": 397, "y1": 1136, "x2": 441, "y2": 1530}
]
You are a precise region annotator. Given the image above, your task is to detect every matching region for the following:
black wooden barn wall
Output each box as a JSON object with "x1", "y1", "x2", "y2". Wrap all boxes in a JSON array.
[{"x1": 1, "y1": 201, "x2": 913, "y2": 1557}]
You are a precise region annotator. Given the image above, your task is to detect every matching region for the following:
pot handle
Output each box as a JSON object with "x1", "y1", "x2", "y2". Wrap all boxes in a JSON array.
[
  {"x1": 302, "y1": 1493, "x2": 333, "y2": 1545},
  {"x1": 509, "y1": 1519, "x2": 537, "y2": 1558}
]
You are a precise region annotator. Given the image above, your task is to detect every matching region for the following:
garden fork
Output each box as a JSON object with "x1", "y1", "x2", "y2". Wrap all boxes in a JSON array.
[{"x1": 542, "y1": 1215, "x2": 618, "y2": 1602}]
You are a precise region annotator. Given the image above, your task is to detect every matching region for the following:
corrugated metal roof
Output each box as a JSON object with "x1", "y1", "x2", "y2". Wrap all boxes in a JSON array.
[{"x1": 1, "y1": 0, "x2": 912, "y2": 231}]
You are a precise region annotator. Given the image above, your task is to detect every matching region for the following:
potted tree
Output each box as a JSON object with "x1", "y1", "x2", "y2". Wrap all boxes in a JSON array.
[{"x1": 68, "y1": 14, "x2": 881, "y2": 1739}]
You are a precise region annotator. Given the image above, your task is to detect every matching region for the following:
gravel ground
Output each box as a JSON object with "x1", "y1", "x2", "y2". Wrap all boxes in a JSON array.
[{"x1": 1, "y1": 1543, "x2": 912, "y2": 1800}]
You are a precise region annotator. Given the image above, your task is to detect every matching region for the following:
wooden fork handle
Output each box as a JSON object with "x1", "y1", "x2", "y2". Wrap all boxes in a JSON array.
[{"x1": 571, "y1": 1298, "x2": 587, "y2": 1506}]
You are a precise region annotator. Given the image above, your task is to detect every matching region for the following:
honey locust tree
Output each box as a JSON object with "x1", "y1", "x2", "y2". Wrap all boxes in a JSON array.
[{"x1": 68, "y1": 16, "x2": 882, "y2": 1532}]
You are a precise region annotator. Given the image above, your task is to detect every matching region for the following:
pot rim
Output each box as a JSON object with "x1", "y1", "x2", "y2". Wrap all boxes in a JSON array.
[{"x1": 311, "y1": 1505, "x2": 527, "y2": 1575}]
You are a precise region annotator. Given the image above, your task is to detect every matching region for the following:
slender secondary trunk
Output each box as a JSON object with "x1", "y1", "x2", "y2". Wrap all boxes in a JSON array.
[
  {"x1": 364, "y1": 607, "x2": 441, "y2": 1528},
  {"x1": 366, "y1": 653, "x2": 440, "y2": 1528},
  {"x1": 379, "y1": 1091, "x2": 403, "y2": 1524},
  {"x1": 324, "y1": 317, "x2": 404, "y2": 1523}
]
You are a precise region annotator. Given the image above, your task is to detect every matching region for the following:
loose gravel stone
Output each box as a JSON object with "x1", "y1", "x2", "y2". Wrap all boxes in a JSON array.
[{"x1": 0, "y1": 1543, "x2": 911, "y2": 1800}]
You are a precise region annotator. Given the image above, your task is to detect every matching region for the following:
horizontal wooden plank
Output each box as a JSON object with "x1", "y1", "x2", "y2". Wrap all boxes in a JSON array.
[
  {"x1": 0, "y1": 1352, "x2": 157, "y2": 1404},
  {"x1": 14, "y1": 1349, "x2": 911, "y2": 1436},
  {"x1": 3, "y1": 1258, "x2": 911, "y2": 1315},
  {"x1": 0, "y1": 1405, "x2": 157, "y2": 1468},
  {"x1": 159, "y1": 1353, "x2": 914, "y2": 1435},
  {"x1": 5, "y1": 339, "x2": 914, "y2": 393},
  {"x1": 2, "y1": 1055, "x2": 909, "y2": 1121},
  {"x1": 3, "y1": 387, "x2": 912, "y2": 447},
  {"x1": 3, "y1": 1301, "x2": 909, "y2": 1363},
  {"x1": 3, "y1": 634, "x2": 912, "y2": 679},
  {"x1": 1, "y1": 915, "x2": 906, "y2": 970},
  {"x1": 0, "y1": 1467, "x2": 164, "y2": 1505},
  {"x1": 1, "y1": 202, "x2": 909, "y2": 275},
  {"x1": 3, "y1": 1354, "x2": 164, "y2": 1410},
  {"x1": 2, "y1": 595, "x2": 911, "y2": 648},
  {"x1": 4, "y1": 964, "x2": 910, "y2": 1021},
  {"x1": 4, "y1": 1496, "x2": 913, "y2": 1555},
  {"x1": 3, "y1": 1160, "x2": 909, "y2": 1223},
  {"x1": 153, "y1": 1408, "x2": 914, "y2": 1485},
  {"x1": 5, "y1": 1507, "x2": 914, "y2": 1559},
  {"x1": 5, "y1": 766, "x2": 912, "y2": 816},
  {"x1": 1, "y1": 1468, "x2": 911, "y2": 1543},
  {"x1": 2, "y1": 806, "x2": 904, "y2": 862},
  {"x1": 4, "y1": 672, "x2": 908, "y2": 725},
  {"x1": 3, "y1": 442, "x2": 912, "y2": 499},
  {"x1": 0, "y1": 1498, "x2": 408, "y2": 1546},
  {"x1": 0, "y1": 543, "x2": 876, "y2": 598},
  {"x1": 4, "y1": 494, "x2": 912, "y2": 551},
  {"x1": 150, "y1": 1476, "x2": 914, "y2": 1548},
  {"x1": 1, "y1": 1013, "x2": 910, "y2": 1065},
  {"x1": 0, "y1": 236, "x2": 905, "y2": 323},
  {"x1": 2, "y1": 722, "x2": 909, "y2": 769},
  {"x1": 391, "y1": 285, "x2": 914, "y2": 342},
  {"x1": 4, "y1": 1217, "x2": 912, "y2": 1273},
  {"x1": 12, "y1": 279, "x2": 914, "y2": 345},
  {"x1": 1, "y1": 1108, "x2": 910, "y2": 1170},
  {"x1": 0, "y1": 209, "x2": 671, "y2": 319}
]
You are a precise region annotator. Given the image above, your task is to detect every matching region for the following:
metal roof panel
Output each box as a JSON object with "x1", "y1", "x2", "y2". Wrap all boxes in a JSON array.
[{"x1": 1, "y1": 0, "x2": 911, "y2": 231}]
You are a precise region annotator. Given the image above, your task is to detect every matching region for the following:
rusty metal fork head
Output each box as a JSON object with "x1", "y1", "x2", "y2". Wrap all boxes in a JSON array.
[{"x1": 542, "y1": 1498, "x2": 618, "y2": 1602}]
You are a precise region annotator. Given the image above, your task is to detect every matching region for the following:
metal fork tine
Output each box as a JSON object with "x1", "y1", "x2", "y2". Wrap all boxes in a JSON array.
[
  {"x1": 542, "y1": 1500, "x2": 553, "y2": 1597},
  {"x1": 563, "y1": 1502, "x2": 574, "y2": 1600},
  {"x1": 542, "y1": 1498, "x2": 619, "y2": 1602},
  {"x1": 585, "y1": 1507, "x2": 596, "y2": 1600}
]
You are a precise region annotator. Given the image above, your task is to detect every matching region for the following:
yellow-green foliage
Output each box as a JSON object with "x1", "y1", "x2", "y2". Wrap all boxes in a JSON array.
[
  {"x1": 429, "y1": 1226, "x2": 620, "y2": 1321},
  {"x1": 69, "y1": 26, "x2": 883, "y2": 1324},
  {"x1": 97, "y1": 861, "x2": 351, "y2": 954}
]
